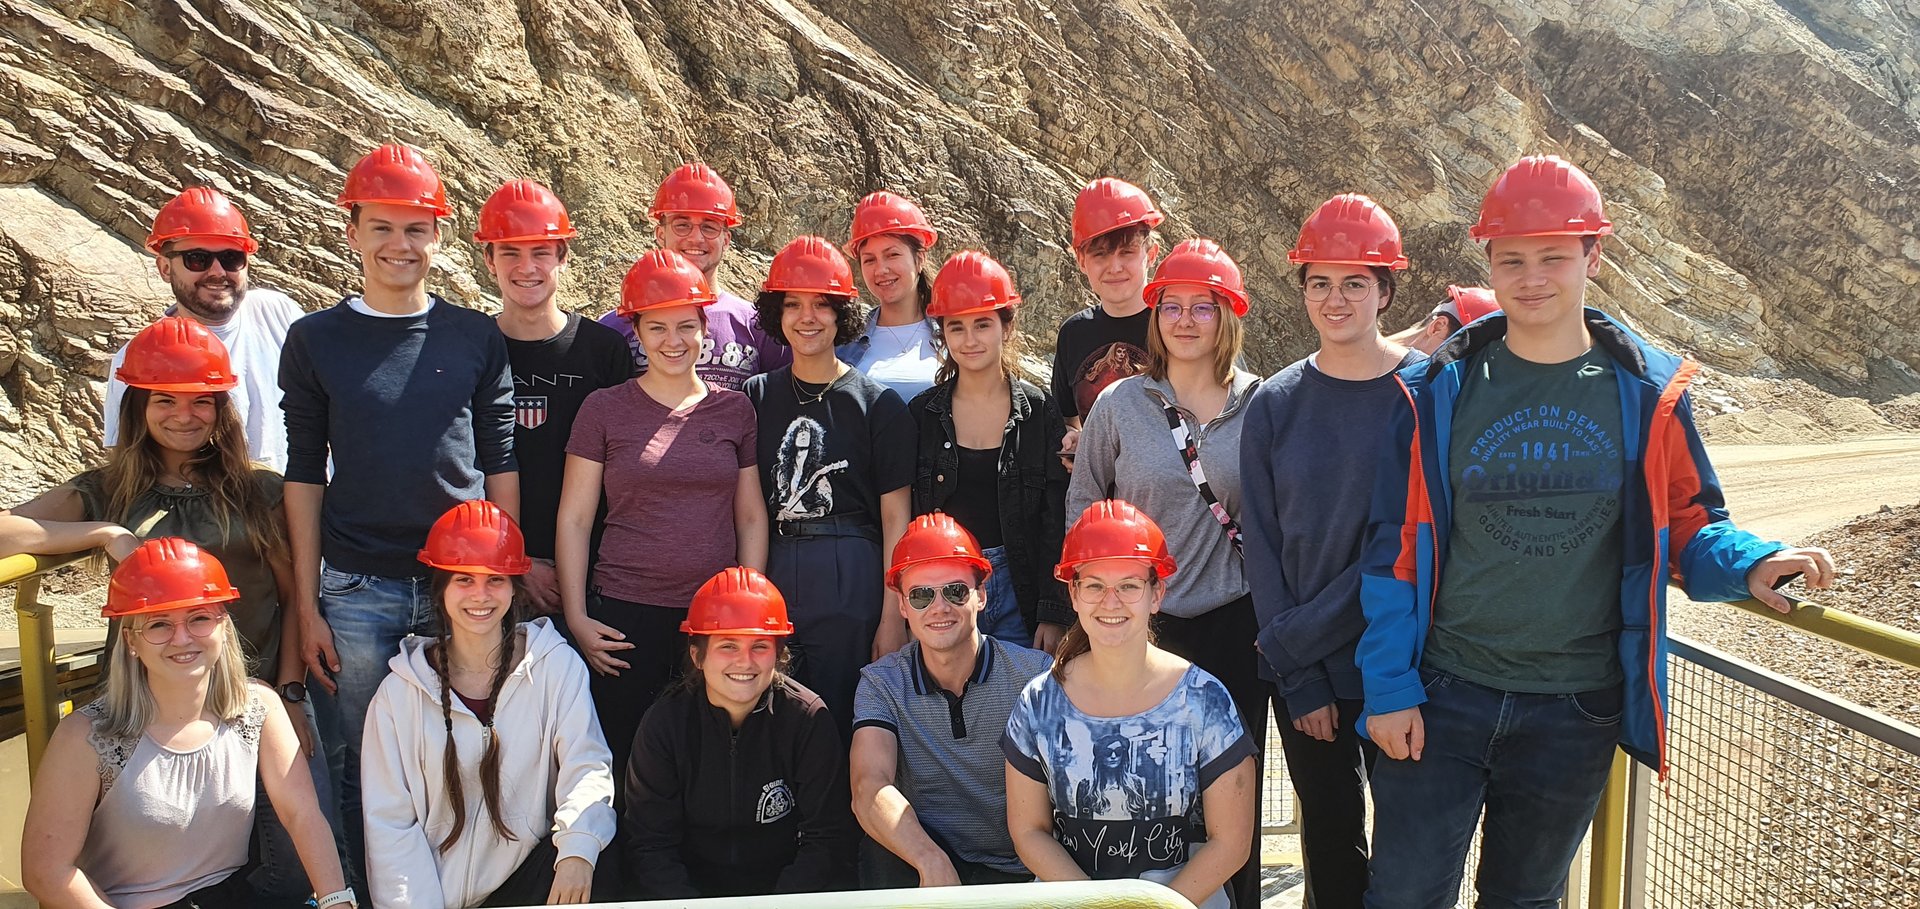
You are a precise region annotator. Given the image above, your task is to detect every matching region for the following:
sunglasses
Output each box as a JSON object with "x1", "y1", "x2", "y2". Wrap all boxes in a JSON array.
[
  {"x1": 906, "y1": 582, "x2": 974, "y2": 610},
  {"x1": 169, "y1": 248, "x2": 249, "y2": 273}
]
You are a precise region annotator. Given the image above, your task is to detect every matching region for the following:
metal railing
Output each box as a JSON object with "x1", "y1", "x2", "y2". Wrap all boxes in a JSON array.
[
  {"x1": 0, "y1": 550, "x2": 94, "y2": 774},
  {"x1": 506, "y1": 880, "x2": 1197, "y2": 907}
]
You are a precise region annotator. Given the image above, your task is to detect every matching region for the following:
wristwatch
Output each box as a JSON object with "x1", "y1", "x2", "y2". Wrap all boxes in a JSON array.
[{"x1": 278, "y1": 681, "x2": 308, "y2": 703}]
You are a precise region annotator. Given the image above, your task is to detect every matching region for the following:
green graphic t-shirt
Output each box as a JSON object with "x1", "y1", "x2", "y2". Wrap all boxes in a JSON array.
[{"x1": 1426, "y1": 340, "x2": 1626, "y2": 693}]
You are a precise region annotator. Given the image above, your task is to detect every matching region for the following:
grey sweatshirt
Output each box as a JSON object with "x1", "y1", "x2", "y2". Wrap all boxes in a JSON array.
[{"x1": 1066, "y1": 370, "x2": 1261, "y2": 618}]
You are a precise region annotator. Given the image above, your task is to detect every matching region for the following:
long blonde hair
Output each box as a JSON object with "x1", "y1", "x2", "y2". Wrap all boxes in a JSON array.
[
  {"x1": 97, "y1": 611, "x2": 251, "y2": 740},
  {"x1": 107, "y1": 388, "x2": 288, "y2": 565}
]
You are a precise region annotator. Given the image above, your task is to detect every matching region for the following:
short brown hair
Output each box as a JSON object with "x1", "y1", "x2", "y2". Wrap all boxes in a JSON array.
[
  {"x1": 1145, "y1": 292, "x2": 1244, "y2": 386},
  {"x1": 1078, "y1": 223, "x2": 1160, "y2": 257}
]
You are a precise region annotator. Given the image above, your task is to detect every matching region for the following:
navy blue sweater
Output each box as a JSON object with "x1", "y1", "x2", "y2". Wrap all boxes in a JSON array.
[
  {"x1": 1241, "y1": 353, "x2": 1419, "y2": 715},
  {"x1": 279, "y1": 297, "x2": 517, "y2": 578}
]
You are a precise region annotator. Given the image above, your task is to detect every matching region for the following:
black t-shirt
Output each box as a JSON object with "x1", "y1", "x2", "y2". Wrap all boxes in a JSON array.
[
  {"x1": 1050, "y1": 305, "x2": 1152, "y2": 420},
  {"x1": 504, "y1": 313, "x2": 635, "y2": 558},
  {"x1": 743, "y1": 366, "x2": 915, "y2": 526}
]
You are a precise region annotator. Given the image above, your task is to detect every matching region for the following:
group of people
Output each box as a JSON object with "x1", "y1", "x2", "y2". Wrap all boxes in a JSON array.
[{"x1": 3, "y1": 145, "x2": 1836, "y2": 909}]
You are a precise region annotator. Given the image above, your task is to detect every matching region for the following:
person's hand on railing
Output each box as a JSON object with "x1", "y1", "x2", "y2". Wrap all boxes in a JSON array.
[
  {"x1": 298, "y1": 606, "x2": 341, "y2": 695},
  {"x1": 1745, "y1": 546, "x2": 1837, "y2": 613},
  {"x1": 1368, "y1": 706, "x2": 1424, "y2": 761}
]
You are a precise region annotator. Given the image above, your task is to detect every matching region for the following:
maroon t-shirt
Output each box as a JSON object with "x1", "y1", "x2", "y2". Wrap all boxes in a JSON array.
[{"x1": 566, "y1": 382, "x2": 758, "y2": 607}]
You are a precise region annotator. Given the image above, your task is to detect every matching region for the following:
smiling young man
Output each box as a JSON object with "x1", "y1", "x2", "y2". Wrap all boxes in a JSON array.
[
  {"x1": 1049, "y1": 178, "x2": 1163, "y2": 432},
  {"x1": 277, "y1": 144, "x2": 520, "y2": 889},
  {"x1": 597, "y1": 163, "x2": 787, "y2": 391},
  {"x1": 851, "y1": 514, "x2": 1051, "y2": 889},
  {"x1": 1357, "y1": 155, "x2": 1836, "y2": 907},
  {"x1": 478, "y1": 180, "x2": 632, "y2": 614},
  {"x1": 106, "y1": 188, "x2": 305, "y2": 471}
]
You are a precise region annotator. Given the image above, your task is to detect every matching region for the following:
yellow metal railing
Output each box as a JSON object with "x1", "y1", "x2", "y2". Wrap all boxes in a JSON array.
[
  {"x1": 505, "y1": 880, "x2": 1197, "y2": 908},
  {"x1": 1582, "y1": 593, "x2": 1920, "y2": 909},
  {"x1": 0, "y1": 550, "x2": 93, "y2": 775}
]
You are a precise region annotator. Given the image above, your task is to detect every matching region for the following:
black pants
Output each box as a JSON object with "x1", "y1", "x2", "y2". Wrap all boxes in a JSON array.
[
  {"x1": 156, "y1": 874, "x2": 260, "y2": 909},
  {"x1": 859, "y1": 835, "x2": 1030, "y2": 888},
  {"x1": 1272, "y1": 695, "x2": 1377, "y2": 909},
  {"x1": 477, "y1": 838, "x2": 620, "y2": 906},
  {"x1": 767, "y1": 533, "x2": 884, "y2": 747},
  {"x1": 585, "y1": 592, "x2": 688, "y2": 799},
  {"x1": 1154, "y1": 594, "x2": 1268, "y2": 909}
]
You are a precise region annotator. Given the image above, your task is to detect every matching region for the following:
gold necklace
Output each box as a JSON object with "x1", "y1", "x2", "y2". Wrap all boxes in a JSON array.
[{"x1": 791, "y1": 372, "x2": 831, "y2": 406}]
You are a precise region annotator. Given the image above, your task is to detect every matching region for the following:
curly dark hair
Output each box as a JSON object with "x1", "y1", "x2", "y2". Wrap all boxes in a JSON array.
[{"x1": 752, "y1": 290, "x2": 865, "y2": 348}]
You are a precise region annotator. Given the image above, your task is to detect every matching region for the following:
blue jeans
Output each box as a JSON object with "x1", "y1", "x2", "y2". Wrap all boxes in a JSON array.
[
  {"x1": 248, "y1": 697, "x2": 334, "y2": 902},
  {"x1": 978, "y1": 545, "x2": 1029, "y2": 647},
  {"x1": 1365, "y1": 668, "x2": 1623, "y2": 909},
  {"x1": 308, "y1": 562, "x2": 436, "y2": 891}
]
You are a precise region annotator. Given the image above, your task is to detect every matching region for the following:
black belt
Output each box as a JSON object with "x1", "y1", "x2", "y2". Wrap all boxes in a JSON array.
[{"x1": 776, "y1": 515, "x2": 880, "y2": 542}]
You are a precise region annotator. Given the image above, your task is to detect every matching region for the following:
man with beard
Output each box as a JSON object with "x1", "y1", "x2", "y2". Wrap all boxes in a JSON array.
[{"x1": 105, "y1": 187, "x2": 305, "y2": 470}]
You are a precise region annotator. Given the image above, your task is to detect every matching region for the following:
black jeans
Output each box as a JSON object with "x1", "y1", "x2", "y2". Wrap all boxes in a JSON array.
[
  {"x1": 1273, "y1": 694, "x2": 1377, "y2": 909},
  {"x1": 155, "y1": 874, "x2": 259, "y2": 909},
  {"x1": 477, "y1": 838, "x2": 621, "y2": 906},
  {"x1": 1154, "y1": 594, "x2": 1268, "y2": 909},
  {"x1": 584, "y1": 591, "x2": 688, "y2": 799},
  {"x1": 859, "y1": 835, "x2": 1030, "y2": 888}
]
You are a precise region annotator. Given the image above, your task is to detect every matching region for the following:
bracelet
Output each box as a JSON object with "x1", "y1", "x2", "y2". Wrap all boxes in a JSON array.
[{"x1": 316, "y1": 889, "x2": 357, "y2": 909}]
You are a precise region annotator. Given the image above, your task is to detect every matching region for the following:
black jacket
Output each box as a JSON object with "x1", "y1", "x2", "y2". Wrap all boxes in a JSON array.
[
  {"x1": 908, "y1": 376, "x2": 1071, "y2": 629},
  {"x1": 623, "y1": 678, "x2": 855, "y2": 898}
]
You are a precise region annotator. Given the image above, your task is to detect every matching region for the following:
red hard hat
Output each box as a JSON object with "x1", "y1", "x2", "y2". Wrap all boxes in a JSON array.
[
  {"x1": 927, "y1": 251, "x2": 1020, "y2": 318},
  {"x1": 682, "y1": 566, "x2": 794, "y2": 636},
  {"x1": 1439, "y1": 285, "x2": 1501, "y2": 325},
  {"x1": 116, "y1": 317, "x2": 240, "y2": 393},
  {"x1": 1288, "y1": 193, "x2": 1409, "y2": 270},
  {"x1": 1055, "y1": 499, "x2": 1177, "y2": 582},
  {"x1": 337, "y1": 144, "x2": 450, "y2": 217},
  {"x1": 105, "y1": 537, "x2": 241, "y2": 619},
  {"x1": 763, "y1": 236, "x2": 857, "y2": 297},
  {"x1": 619, "y1": 250, "x2": 717, "y2": 316},
  {"x1": 1143, "y1": 238, "x2": 1249, "y2": 316},
  {"x1": 885, "y1": 512, "x2": 993, "y2": 589},
  {"x1": 1469, "y1": 155, "x2": 1613, "y2": 242},
  {"x1": 146, "y1": 187, "x2": 258, "y2": 255},
  {"x1": 418, "y1": 501, "x2": 531, "y2": 576},
  {"x1": 1072, "y1": 178, "x2": 1164, "y2": 249},
  {"x1": 846, "y1": 191, "x2": 938, "y2": 255},
  {"x1": 651, "y1": 163, "x2": 742, "y2": 227},
  {"x1": 474, "y1": 180, "x2": 577, "y2": 244}
]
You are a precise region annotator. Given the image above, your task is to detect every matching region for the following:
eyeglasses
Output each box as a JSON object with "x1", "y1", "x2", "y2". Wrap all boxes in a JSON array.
[
  {"x1": 1070, "y1": 578, "x2": 1152, "y2": 605},
  {"x1": 1155, "y1": 301, "x2": 1218, "y2": 323},
  {"x1": 1303, "y1": 277, "x2": 1377, "y2": 302},
  {"x1": 132, "y1": 612, "x2": 223, "y2": 646},
  {"x1": 906, "y1": 582, "x2": 974, "y2": 610},
  {"x1": 664, "y1": 219, "x2": 727, "y2": 240},
  {"x1": 168, "y1": 248, "x2": 249, "y2": 273}
]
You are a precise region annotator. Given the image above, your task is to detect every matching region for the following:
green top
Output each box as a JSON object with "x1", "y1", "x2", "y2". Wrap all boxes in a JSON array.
[
  {"x1": 71, "y1": 468, "x2": 285, "y2": 679},
  {"x1": 1426, "y1": 340, "x2": 1626, "y2": 693}
]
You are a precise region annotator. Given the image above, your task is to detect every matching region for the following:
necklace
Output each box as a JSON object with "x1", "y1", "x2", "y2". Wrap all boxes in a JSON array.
[{"x1": 791, "y1": 372, "x2": 833, "y2": 406}]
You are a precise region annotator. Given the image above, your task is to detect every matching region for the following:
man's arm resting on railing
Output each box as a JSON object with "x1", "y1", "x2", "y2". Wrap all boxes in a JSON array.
[
  {"x1": 20, "y1": 712, "x2": 117, "y2": 909},
  {"x1": 850, "y1": 725, "x2": 961, "y2": 886}
]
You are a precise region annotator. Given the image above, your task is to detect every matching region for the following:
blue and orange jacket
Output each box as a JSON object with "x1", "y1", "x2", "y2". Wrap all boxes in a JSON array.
[{"x1": 1355, "y1": 309, "x2": 1782, "y2": 773}]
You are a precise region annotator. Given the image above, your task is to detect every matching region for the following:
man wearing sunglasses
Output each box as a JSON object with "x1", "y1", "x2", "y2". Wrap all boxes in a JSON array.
[
  {"x1": 851, "y1": 513, "x2": 1052, "y2": 888},
  {"x1": 105, "y1": 187, "x2": 305, "y2": 471},
  {"x1": 595, "y1": 163, "x2": 788, "y2": 391}
]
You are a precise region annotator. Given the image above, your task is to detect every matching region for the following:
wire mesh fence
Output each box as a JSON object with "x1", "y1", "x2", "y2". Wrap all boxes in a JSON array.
[{"x1": 1645, "y1": 639, "x2": 1920, "y2": 908}]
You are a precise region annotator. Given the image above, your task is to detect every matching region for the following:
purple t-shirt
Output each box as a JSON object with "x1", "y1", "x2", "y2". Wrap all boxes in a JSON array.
[
  {"x1": 566, "y1": 382, "x2": 758, "y2": 607},
  {"x1": 597, "y1": 290, "x2": 790, "y2": 393}
]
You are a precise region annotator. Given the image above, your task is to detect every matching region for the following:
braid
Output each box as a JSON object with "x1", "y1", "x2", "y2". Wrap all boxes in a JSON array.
[
  {"x1": 433, "y1": 640, "x2": 469, "y2": 852},
  {"x1": 477, "y1": 621, "x2": 517, "y2": 843}
]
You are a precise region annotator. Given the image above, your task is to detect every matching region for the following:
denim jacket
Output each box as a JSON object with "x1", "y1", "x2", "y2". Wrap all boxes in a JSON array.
[{"x1": 907, "y1": 377, "x2": 1072, "y2": 630}]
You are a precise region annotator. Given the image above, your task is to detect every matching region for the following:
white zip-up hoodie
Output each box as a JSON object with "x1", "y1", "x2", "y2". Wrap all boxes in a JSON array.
[{"x1": 362, "y1": 618, "x2": 616, "y2": 908}]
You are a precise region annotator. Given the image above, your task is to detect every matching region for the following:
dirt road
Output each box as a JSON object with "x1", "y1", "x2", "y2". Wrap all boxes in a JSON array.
[{"x1": 1702, "y1": 435, "x2": 1920, "y2": 541}]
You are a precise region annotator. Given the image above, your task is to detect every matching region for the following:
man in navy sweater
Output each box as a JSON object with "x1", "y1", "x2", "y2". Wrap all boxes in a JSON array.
[{"x1": 279, "y1": 144, "x2": 519, "y2": 887}]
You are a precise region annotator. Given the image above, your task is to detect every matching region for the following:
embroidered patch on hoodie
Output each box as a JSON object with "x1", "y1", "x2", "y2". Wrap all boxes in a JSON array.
[{"x1": 756, "y1": 779, "x2": 794, "y2": 824}]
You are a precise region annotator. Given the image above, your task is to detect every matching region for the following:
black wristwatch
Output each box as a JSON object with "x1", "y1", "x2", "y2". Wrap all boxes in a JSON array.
[{"x1": 278, "y1": 681, "x2": 307, "y2": 703}]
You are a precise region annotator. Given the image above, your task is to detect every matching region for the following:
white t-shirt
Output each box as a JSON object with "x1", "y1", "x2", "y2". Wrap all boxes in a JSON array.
[
  {"x1": 851, "y1": 318, "x2": 940, "y2": 402},
  {"x1": 103, "y1": 289, "x2": 306, "y2": 473}
]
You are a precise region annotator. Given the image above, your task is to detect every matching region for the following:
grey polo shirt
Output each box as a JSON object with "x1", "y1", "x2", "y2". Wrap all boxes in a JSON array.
[{"x1": 854, "y1": 636, "x2": 1052, "y2": 873}]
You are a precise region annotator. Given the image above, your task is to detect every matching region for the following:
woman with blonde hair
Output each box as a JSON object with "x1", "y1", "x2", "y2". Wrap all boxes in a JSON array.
[
  {"x1": 21, "y1": 538, "x2": 349, "y2": 909},
  {"x1": 1063, "y1": 239, "x2": 1266, "y2": 906}
]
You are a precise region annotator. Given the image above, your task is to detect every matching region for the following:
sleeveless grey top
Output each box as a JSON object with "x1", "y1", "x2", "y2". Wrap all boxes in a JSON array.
[{"x1": 76, "y1": 692, "x2": 266, "y2": 909}]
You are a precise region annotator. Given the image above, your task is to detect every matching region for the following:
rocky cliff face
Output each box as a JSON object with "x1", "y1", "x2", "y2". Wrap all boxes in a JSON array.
[{"x1": 1, "y1": 0, "x2": 1915, "y2": 498}]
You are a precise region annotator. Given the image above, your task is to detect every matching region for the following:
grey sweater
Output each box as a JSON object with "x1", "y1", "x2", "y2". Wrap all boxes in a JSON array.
[{"x1": 1066, "y1": 370, "x2": 1261, "y2": 618}]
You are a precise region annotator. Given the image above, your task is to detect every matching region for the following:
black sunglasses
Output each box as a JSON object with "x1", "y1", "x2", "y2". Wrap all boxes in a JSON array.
[
  {"x1": 906, "y1": 582, "x2": 974, "y2": 610},
  {"x1": 169, "y1": 248, "x2": 249, "y2": 273}
]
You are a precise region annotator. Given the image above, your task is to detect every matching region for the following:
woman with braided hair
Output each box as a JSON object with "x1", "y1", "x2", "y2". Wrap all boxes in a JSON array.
[{"x1": 361, "y1": 501, "x2": 616, "y2": 907}]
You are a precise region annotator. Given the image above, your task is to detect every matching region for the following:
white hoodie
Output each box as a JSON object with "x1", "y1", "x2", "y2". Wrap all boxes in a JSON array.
[{"x1": 362, "y1": 618, "x2": 616, "y2": 908}]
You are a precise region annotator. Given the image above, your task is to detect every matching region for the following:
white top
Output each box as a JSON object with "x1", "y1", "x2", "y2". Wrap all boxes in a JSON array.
[
  {"x1": 103, "y1": 289, "x2": 306, "y2": 473},
  {"x1": 852, "y1": 318, "x2": 941, "y2": 402},
  {"x1": 362, "y1": 618, "x2": 617, "y2": 909}
]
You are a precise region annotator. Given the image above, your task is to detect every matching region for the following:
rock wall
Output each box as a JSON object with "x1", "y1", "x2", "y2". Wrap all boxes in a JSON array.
[{"x1": 1, "y1": 0, "x2": 1915, "y2": 498}]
